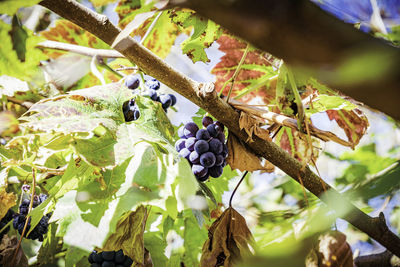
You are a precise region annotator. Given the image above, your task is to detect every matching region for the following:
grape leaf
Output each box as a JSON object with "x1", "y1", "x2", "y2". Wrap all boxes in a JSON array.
[
  {"x1": 37, "y1": 223, "x2": 62, "y2": 265},
  {"x1": 0, "y1": 112, "x2": 19, "y2": 136},
  {"x1": 10, "y1": 15, "x2": 28, "y2": 62},
  {"x1": 170, "y1": 9, "x2": 222, "y2": 63},
  {"x1": 0, "y1": 21, "x2": 47, "y2": 80},
  {"x1": 200, "y1": 207, "x2": 254, "y2": 267},
  {"x1": 212, "y1": 33, "x2": 277, "y2": 103},
  {"x1": 90, "y1": 0, "x2": 116, "y2": 7},
  {"x1": 183, "y1": 210, "x2": 208, "y2": 266},
  {"x1": 0, "y1": 0, "x2": 41, "y2": 15},
  {"x1": 144, "y1": 232, "x2": 168, "y2": 267},
  {"x1": 306, "y1": 95, "x2": 357, "y2": 115},
  {"x1": 103, "y1": 206, "x2": 147, "y2": 265},
  {"x1": 0, "y1": 189, "x2": 16, "y2": 220}
]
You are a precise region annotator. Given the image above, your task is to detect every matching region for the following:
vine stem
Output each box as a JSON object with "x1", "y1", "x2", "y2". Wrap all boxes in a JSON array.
[
  {"x1": 229, "y1": 171, "x2": 248, "y2": 208},
  {"x1": 13, "y1": 168, "x2": 36, "y2": 264}
]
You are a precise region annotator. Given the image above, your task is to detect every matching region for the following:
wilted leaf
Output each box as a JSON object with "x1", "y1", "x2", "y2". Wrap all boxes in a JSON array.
[
  {"x1": 226, "y1": 133, "x2": 274, "y2": 172},
  {"x1": 200, "y1": 207, "x2": 254, "y2": 267},
  {"x1": 238, "y1": 112, "x2": 271, "y2": 142},
  {"x1": 306, "y1": 231, "x2": 353, "y2": 267},
  {"x1": 0, "y1": 189, "x2": 16, "y2": 220},
  {"x1": 170, "y1": 9, "x2": 221, "y2": 63},
  {"x1": 0, "y1": 235, "x2": 28, "y2": 267},
  {"x1": 0, "y1": 112, "x2": 19, "y2": 136},
  {"x1": 326, "y1": 109, "x2": 369, "y2": 148},
  {"x1": 103, "y1": 205, "x2": 147, "y2": 265},
  {"x1": 212, "y1": 33, "x2": 277, "y2": 104}
]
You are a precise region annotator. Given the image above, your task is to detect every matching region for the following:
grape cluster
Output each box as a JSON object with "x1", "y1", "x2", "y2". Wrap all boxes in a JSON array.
[
  {"x1": 143, "y1": 77, "x2": 176, "y2": 112},
  {"x1": 12, "y1": 194, "x2": 50, "y2": 242},
  {"x1": 175, "y1": 116, "x2": 228, "y2": 182},
  {"x1": 88, "y1": 250, "x2": 133, "y2": 267},
  {"x1": 122, "y1": 99, "x2": 140, "y2": 122},
  {"x1": 0, "y1": 209, "x2": 15, "y2": 241}
]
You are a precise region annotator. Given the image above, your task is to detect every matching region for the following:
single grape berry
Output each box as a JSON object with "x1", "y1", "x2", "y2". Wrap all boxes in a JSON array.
[
  {"x1": 144, "y1": 89, "x2": 158, "y2": 101},
  {"x1": 214, "y1": 121, "x2": 225, "y2": 132},
  {"x1": 196, "y1": 129, "x2": 210, "y2": 141},
  {"x1": 175, "y1": 139, "x2": 186, "y2": 152},
  {"x1": 123, "y1": 99, "x2": 140, "y2": 122},
  {"x1": 202, "y1": 116, "x2": 213, "y2": 127},
  {"x1": 197, "y1": 173, "x2": 209, "y2": 182},
  {"x1": 209, "y1": 165, "x2": 223, "y2": 178},
  {"x1": 185, "y1": 137, "x2": 197, "y2": 151},
  {"x1": 206, "y1": 124, "x2": 219, "y2": 138},
  {"x1": 183, "y1": 122, "x2": 199, "y2": 138},
  {"x1": 215, "y1": 154, "x2": 224, "y2": 166},
  {"x1": 169, "y1": 94, "x2": 177, "y2": 106},
  {"x1": 0, "y1": 138, "x2": 6, "y2": 146},
  {"x1": 192, "y1": 164, "x2": 208, "y2": 178},
  {"x1": 115, "y1": 250, "x2": 125, "y2": 263},
  {"x1": 145, "y1": 78, "x2": 160, "y2": 90},
  {"x1": 221, "y1": 144, "x2": 228, "y2": 158},
  {"x1": 159, "y1": 94, "x2": 172, "y2": 109},
  {"x1": 217, "y1": 132, "x2": 225, "y2": 143},
  {"x1": 125, "y1": 75, "x2": 140, "y2": 90},
  {"x1": 209, "y1": 138, "x2": 223, "y2": 154},
  {"x1": 200, "y1": 152, "x2": 216, "y2": 168},
  {"x1": 102, "y1": 251, "x2": 115, "y2": 261},
  {"x1": 189, "y1": 151, "x2": 200, "y2": 164},
  {"x1": 179, "y1": 148, "x2": 191, "y2": 160},
  {"x1": 177, "y1": 126, "x2": 186, "y2": 138},
  {"x1": 194, "y1": 140, "x2": 209, "y2": 155}
]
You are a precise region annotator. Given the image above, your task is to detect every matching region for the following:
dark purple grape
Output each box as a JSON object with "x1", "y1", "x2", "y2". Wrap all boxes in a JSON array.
[
  {"x1": 215, "y1": 155, "x2": 224, "y2": 166},
  {"x1": 185, "y1": 137, "x2": 197, "y2": 151},
  {"x1": 115, "y1": 250, "x2": 125, "y2": 263},
  {"x1": 178, "y1": 126, "x2": 186, "y2": 138},
  {"x1": 192, "y1": 164, "x2": 208, "y2": 178},
  {"x1": 144, "y1": 89, "x2": 158, "y2": 101},
  {"x1": 206, "y1": 124, "x2": 218, "y2": 138},
  {"x1": 183, "y1": 122, "x2": 199, "y2": 138},
  {"x1": 200, "y1": 152, "x2": 216, "y2": 168},
  {"x1": 214, "y1": 121, "x2": 225, "y2": 132},
  {"x1": 123, "y1": 99, "x2": 140, "y2": 122},
  {"x1": 197, "y1": 173, "x2": 209, "y2": 182},
  {"x1": 91, "y1": 264, "x2": 101, "y2": 267},
  {"x1": 189, "y1": 151, "x2": 200, "y2": 164},
  {"x1": 175, "y1": 139, "x2": 186, "y2": 152},
  {"x1": 159, "y1": 94, "x2": 172, "y2": 109},
  {"x1": 209, "y1": 165, "x2": 223, "y2": 178},
  {"x1": 145, "y1": 78, "x2": 160, "y2": 90},
  {"x1": 194, "y1": 140, "x2": 209, "y2": 154},
  {"x1": 102, "y1": 251, "x2": 115, "y2": 261},
  {"x1": 196, "y1": 129, "x2": 210, "y2": 141},
  {"x1": 202, "y1": 116, "x2": 213, "y2": 127},
  {"x1": 132, "y1": 107, "x2": 140, "y2": 120},
  {"x1": 179, "y1": 148, "x2": 191, "y2": 160},
  {"x1": 21, "y1": 199, "x2": 30, "y2": 207},
  {"x1": 125, "y1": 75, "x2": 140, "y2": 90},
  {"x1": 209, "y1": 138, "x2": 223, "y2": 154},
  {"x1": 169, "y1": 94, "x2": 177, "y2": 106},
  {"x1": 102, "y1": 261, "x2": 115, "y2": 267},
  {"x1": 123, "y1": 257, "x2": 133, "y2": 267},
  {"x1": 217, "y1": 132, "x2": 225, "y2": 143}
]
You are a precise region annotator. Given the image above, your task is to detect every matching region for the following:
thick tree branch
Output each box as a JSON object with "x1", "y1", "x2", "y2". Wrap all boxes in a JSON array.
[
  {"x1": 178, "y1": 0, "x2": 400, "y2": 120},
  {"x1": 39, "y1": 0, "x2": 400, "y2": 257},
  {"x1": 355, "y1": 250, "x2": 400, "y2": 267},
  {"x1": 37, "y1": 40, "x2": 124, "y2": 58}
]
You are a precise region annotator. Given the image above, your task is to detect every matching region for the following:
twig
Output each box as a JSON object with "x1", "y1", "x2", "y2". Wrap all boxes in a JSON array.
[
  {"x1": 286, "y1": 65, "x2": 305, "y2": 132},
  {"x1": 39, "y1": 0, "x2": 400, "y2": 257},
  {"x1": 6, "y1": 96, "x2": 33, "y2": 109},
  {"x1": 228, "y1": 97, "x2": 353, "y2": 147},
  {"x1": 229, "y1": 171, "x2": 248, "y2": 208},
  {"x1": 37, "y1": 40, "x2": 124, "y2": 58},
  {"x1": 140, "y1": 11, "x2": 163, "y2": 45},
  {"x1": 225, "y1": 43, "x2": 250, "y2": 102}
]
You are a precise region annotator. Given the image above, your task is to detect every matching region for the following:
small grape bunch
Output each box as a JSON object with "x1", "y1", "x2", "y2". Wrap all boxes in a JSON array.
[
  {"x1": 13, "y1": 194, "x2": 50, "y2": 242},
  {"x1": 143, "y1": 77, "x2": 177, "y2": 112},
  {"x1": 175, "y1": 116, "x2": 228, "y2": 182},
  {"x1": 88, "y1": 249, "x2": 134, "y2": 267},
  {"x1": 122, "y1": 99, "x2": 140, "y2": 122},
  {"x1": 0, "y1": 209, "x2": 15, "y2": 241}
]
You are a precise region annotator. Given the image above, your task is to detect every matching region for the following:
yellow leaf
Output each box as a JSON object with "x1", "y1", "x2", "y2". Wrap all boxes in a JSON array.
[{"x1": 0, "y1": 189, "x2": 16, "y2": 220}]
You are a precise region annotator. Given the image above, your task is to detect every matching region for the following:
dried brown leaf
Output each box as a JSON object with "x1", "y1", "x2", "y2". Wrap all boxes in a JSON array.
[
  {"x1": 306, "y1": 231, "x2": 353, "y2": 267},
  {"x1": 0, "y1": 189, "x2": 16, "y2": 220},
  {"x1": 226, "y1": 132, "x2": 274, "y2": 172},
  {"x1": 200, "y1": 207, "x2": 254, "y2": 267},
  {"x1": 0, "y1": 235, "x2": 28, "y2": 267},
  {"x1": 238, "y1": 112, "x2": 271, "y2": 143},
  {"x1": 103, "y1": 205, "x2": 147, "y2": 266}
]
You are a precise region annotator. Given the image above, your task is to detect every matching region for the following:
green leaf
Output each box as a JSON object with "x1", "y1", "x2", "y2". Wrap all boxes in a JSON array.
[
  {"x1": 0, "y1": 0, "x2": 41, "y2": 15},
  {"x1": 306, "y1": 95, "x2": 357, "y2": 115},
  {"x1": 144, "y1": 232, "x2": 168, "y2": 267},
  {"x1": 37, "y1": 223, "x2": 62, "y2": 265},
  {"x1": 10, "y1": 15, "x2": 28, "y2": 62},
  {"x1": 170, "y1": 10, "x2": 222, "y2": 63},
  {"x1": 183, "y1": 210, "x2": 207, "y2": 266}
]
